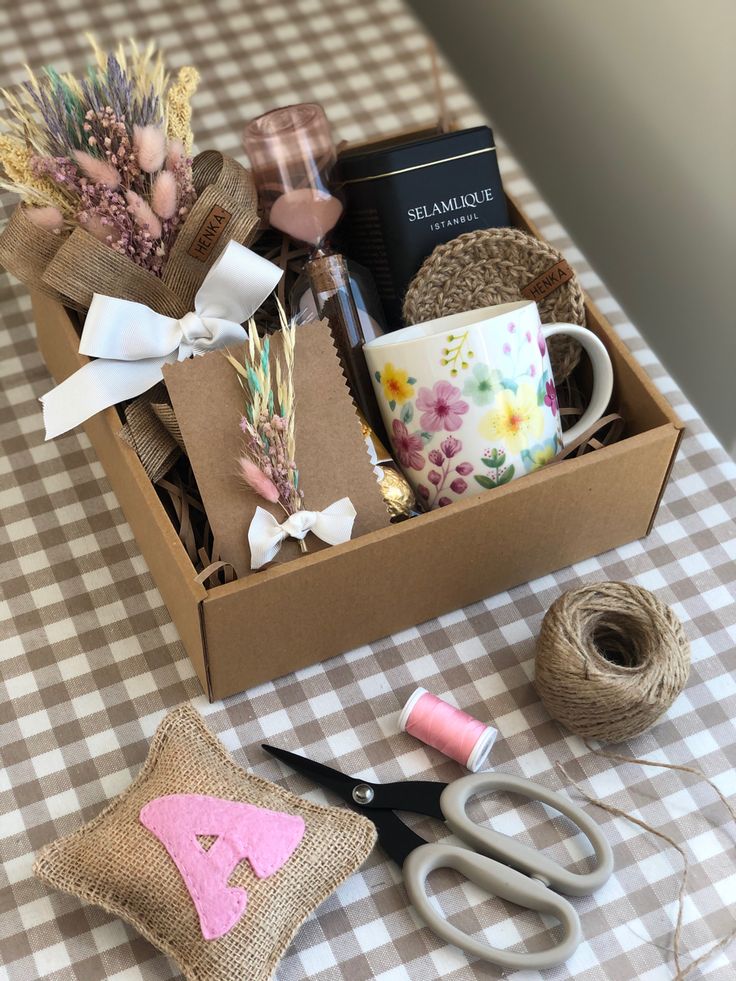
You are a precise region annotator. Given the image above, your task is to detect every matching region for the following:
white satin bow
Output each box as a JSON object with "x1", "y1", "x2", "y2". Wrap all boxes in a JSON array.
[
  {"x1": 248, "y1": 498, "x2": 357, "y2": 570},
  {"x1": 40, "y1": 240, "x2": 283, "y2": 440}
]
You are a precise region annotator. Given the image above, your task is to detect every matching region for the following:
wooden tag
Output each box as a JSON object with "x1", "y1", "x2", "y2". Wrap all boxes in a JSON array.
[
  {"x1": 521, "y1": 259, "x2": 574, "y2": 302},
  {"x1": 187, "y1": 205, "x2": 232, "y2": 261}
]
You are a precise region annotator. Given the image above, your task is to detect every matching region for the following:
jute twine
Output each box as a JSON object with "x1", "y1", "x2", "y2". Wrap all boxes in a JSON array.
[
  {"x1": 556, "y1": 745, "x2": 736, "y2": 981},
  {"x1": 403, "y1": 228, "x2": 585, "y2": 382},
  {"x1": 534, "y1": 583, "x2": 735, "y2": 978},
  {"x1": 535, "y1": 581, "x2": 690, "y2": 742}
]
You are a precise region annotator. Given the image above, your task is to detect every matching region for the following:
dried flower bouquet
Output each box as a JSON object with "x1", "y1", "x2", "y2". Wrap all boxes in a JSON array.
[
  {"x1": 226, "y1": 305, "x2": 304, "y2": 523},
  {"x1": 0, "y1": 36, "x2": 199, "y2": 276}
]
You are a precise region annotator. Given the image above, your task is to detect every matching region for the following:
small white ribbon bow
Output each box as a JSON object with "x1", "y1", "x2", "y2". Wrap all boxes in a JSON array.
[
  {"x1": 248, "y1": 498, "x2": 357, "y2": 570},
  {"x1": 40, "y1": 240, "x2": 283, "y2": 440}
]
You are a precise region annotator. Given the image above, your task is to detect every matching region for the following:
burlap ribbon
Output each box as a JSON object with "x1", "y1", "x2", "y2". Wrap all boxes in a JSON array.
[
  {"x1": 119, "y1": 383, "x2": 184, "y2": 484},
  {"x1": 0, "y1": 205, "x2": 77, "y2": 309},
  {"x1": 0, "y1": 150, "x2": 258, "y2": 316}
]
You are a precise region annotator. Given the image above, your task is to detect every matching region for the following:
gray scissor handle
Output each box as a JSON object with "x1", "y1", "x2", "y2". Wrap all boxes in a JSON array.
[
  {"x1": 441, "y1": 773, "x2": 614, "y2": 896},
  {"x1": 404, "y1": 842, "x2": 582, "y2": 970}
]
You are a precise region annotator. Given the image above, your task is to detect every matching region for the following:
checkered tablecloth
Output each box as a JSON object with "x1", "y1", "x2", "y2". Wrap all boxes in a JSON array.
[{"x1": 1, "y1": 1, "x2": 735, "y2": 979}]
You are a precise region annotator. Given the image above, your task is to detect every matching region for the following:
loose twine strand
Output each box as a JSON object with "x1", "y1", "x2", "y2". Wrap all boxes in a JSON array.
[
  {"x1": 535, "y1": 582, "x2": 734, "y2": 978},
  {"x1": 556, "y1": 744, "x2": 736, "y2": 979}
]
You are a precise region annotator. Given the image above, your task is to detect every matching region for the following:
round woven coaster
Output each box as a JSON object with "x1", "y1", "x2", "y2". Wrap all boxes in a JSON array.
[{"x1": 403, "y1": 228, "x2": 585, "y2": 381}]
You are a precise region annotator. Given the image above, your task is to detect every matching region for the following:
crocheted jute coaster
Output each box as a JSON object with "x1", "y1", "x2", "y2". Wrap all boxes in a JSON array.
[
  {"x1": 34, "y1": 704, "x2": 376, "y2": 981},
  {"x1": 403, "y1": 228, "x2": 585, "y2": 382}
]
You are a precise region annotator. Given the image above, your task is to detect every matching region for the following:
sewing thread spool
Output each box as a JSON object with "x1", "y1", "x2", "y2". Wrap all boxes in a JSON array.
[
  {"x1": 535, "y1": 581, "x2": 691, "y2": 742},
  {"x1": 399, "y1": 688, "x2": 497, "y2": 771}
]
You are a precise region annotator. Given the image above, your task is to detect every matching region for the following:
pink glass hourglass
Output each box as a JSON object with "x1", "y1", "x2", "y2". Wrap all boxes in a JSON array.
[{"x1": 244, "y1": 103, "x2": 382, "y2": 432}]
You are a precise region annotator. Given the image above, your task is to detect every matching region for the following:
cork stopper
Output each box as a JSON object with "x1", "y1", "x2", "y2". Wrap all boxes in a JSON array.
[{"x1": 307, "y1": 251, "x2": 349, "y2": 294}]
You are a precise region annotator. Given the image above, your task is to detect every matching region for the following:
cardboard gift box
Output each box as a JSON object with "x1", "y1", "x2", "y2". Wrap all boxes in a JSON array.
[{"x1": 29, "y1": 143, "x2": 683, "y2": 701}]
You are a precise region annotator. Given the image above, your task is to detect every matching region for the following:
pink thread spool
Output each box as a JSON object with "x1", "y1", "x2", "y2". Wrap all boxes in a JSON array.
[{"x1": 399, "y1": 688, "x2": 497, "y2": 772}]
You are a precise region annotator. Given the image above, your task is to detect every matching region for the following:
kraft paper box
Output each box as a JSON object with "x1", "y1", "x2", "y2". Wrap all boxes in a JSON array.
[{"x1": 28, "y1": 131, "x2": 683, "y2": 702}]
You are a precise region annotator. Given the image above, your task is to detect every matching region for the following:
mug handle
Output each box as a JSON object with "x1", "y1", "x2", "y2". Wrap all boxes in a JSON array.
[{"x1": 542, "y1": 323, "x2": 614, "y2": 446}]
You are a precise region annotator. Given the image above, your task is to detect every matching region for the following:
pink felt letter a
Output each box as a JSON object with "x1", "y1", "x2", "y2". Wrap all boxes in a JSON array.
[{"x1": 140, "y1": 794, "x2": 305, "y2": 940}]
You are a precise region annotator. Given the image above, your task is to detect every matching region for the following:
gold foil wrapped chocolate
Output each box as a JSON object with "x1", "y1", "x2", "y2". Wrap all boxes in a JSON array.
[
  {"x1": 360, "y1": 416, "x2": 416, "y2": 519},
  {"x1": 377, "y1": 462, "x2": 416, "y2": 518}
]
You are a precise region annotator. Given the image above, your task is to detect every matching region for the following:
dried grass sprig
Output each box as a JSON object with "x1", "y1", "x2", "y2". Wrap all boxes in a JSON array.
[
  {"x1": 125, "y1": 189, "x2": 162, "y2": 238},
  {"x1": 73, "y1": 149, "x2": 120, "y2": 188},
  {"x1": 133, "y1": 124, "x2": 166, "y2": 173},
  {"x1": 165, "y1": 66, "x2": 200, "y2": 153},
  {"x1": 273, "y1": 299, "x2": 297, "y2": 475},
  {"x1": 226, "y1": 305, "x2": 302, "y2": 520},
  {"x1": 0, "y1": 135, "x2": 73, "y2": 213},
  {"x1": 86, "y1": 35, "x2": 167, "y2": 110},
  {"x1": 151, "y1": 170, "x2": 177, "y2": 219},
  {"x1": 0, "y1": 83, "x2": 50, "y2": 155}
]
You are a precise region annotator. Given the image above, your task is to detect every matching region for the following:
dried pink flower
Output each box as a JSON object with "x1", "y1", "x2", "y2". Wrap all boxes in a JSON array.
[
  {"x1": 31, "y1": 155, "x2": 82, "y2": 196},
  {"x1": 239, "y1": 457, "x2": 280, "y2": 503},
  {"x1": 72, "y1": 150, "x2": 120, "y2": 188},
  {"x1": 133, "y1": 124, "x2": 166, "y2": 173},
  {"x1": 80, "y1": 213, "x2": 121, "y2": 244},
  {"x1": 125, "y1": 189, "x2": 162, "y2": 239},
  {"x1": 165, "y1": 138, "x2": 185, "y2": 170},
  {"x1": 25, "y1": 205, "x2": 64, "y2": 232},
  {"x1": 240, "y1": 412, "x2": 302, "y2": 512},
  {"x1": 151, "y1": 170, "x2": 178, "y2": 220}
]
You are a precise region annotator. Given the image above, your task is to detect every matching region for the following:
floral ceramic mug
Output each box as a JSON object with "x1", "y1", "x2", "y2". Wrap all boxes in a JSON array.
[{"x1": 363, "y1": 300, "x2": 614, "y2": 509}]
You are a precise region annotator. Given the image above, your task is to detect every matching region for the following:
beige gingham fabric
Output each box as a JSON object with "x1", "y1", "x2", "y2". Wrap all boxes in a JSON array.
[{"x1": 1, "y1": 2, "x2": 735, "y2": 980}]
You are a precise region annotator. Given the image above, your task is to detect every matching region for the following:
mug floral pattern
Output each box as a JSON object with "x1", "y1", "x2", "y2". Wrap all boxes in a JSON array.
[{"x1": 372, "y1": 319, "x2": 562, "y2": 510}]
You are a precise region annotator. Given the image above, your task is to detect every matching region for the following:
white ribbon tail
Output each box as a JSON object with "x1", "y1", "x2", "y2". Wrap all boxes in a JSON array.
[
  {"x1": 40, "y1": 356, "x2": 169, "y2": 440},
  {"x1": 248, "y1": 498, "x2": 357, "y2": 570}
]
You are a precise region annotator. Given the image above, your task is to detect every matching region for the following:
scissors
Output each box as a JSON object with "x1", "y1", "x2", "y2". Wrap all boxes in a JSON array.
[{"x1": 263, "y1": 745, "x2": 613, "y2": 971}]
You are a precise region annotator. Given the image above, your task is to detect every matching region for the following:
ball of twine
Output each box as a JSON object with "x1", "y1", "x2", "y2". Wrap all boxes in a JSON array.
[
  {"x1": 535, "y1": 582, "x2": 690, "y2": 742},
  {"x1": 402, "y1": 228, "x2": 585, "y2": 382}
]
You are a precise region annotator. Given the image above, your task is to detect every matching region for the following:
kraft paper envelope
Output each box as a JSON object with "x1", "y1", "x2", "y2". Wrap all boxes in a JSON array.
[{"x1": 163, "y1": 322, "x2": 390, "y2": 577}]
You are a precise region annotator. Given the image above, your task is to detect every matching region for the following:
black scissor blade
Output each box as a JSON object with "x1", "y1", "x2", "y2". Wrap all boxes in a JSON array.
[
  {"x1": 370, "y1": 807, "x2": 428, "y2": 868},
  {"x1": 262, "y1": 744, "x2": 361, "y2": 806},
  {"x1": 263, "y1": 744, "x2": 430, "y2": 869},
  {"x1": 263, "y1": 746, "x2": 446, "y2": 819},
  {"x1": 370, "y1": 780, "x2": 446, "y2": 820}
]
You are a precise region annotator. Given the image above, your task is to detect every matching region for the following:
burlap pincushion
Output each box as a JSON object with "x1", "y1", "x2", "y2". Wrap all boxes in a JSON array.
[
  {"x1": 34, "y1": 704, "x2": 376, "y2": 981},
  {"x1": 403, "y1": 227, "x2": 586, "y2": 382}
]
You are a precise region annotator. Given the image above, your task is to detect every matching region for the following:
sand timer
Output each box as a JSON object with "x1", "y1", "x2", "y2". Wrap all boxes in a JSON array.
[{"x1": 244, "y1": 104, "x2": 382, "y2": 431}]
